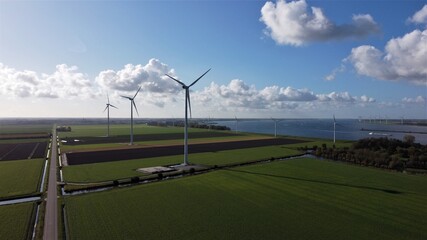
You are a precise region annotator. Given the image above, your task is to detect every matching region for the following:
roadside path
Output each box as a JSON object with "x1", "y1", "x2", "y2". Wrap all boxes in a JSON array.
[{"x1": 43, "y1": 128, "x2": 58, "y2": 240}]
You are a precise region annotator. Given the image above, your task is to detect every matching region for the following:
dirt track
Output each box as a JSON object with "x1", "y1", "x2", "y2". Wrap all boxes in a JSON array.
[{"x1": 66, "y1": 138, "x2": 307, "y2": 165}]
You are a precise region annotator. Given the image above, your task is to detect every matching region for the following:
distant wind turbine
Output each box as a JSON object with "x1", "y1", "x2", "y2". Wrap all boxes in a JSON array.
[
  {"x1": 234, "y1": 116, "x2": 239, "y2": 134},
  {"x1": 103, "y1": 93, "x2": 118, "y2": 137},
  {"x1": 271, "y1": 118, "x2": 282, "y2": 137},
  {"x1": 166, "y1": 69, "x2": 211, "y2": 166},
  {"x1": 333, "y1": 115, "x2": 336, "y2": 144},
  {"x1": 121, "y1": 86, "x2": 141, "y2": 145}
]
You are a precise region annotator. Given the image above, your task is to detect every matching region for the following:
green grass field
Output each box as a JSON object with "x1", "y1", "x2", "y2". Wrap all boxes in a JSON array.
[
  {"x1": 58, "y1": 124, "x2": 208, "y2": 138},
  {"x1": 0, "y1": 124, "x2": 52, "y2": 134},
  {"x1": 63, "y1": 146, "x2": 301, "y2": 183},
  {"x1": 65, "y1": 158, "x2": 427, "y2": 240},
  {"x1": 0, "y1": 203, "x2": 35, "y2": 240},
  {"x1": 0, "y1": 159, "x2": 45, "y2": 198}
]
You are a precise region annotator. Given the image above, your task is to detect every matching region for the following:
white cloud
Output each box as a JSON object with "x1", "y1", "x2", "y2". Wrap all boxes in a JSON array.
[
  {"x1": 0, "y1": 63, "x2": 94, "y2": 99},
  {"x1": 348, "y1": 29, "x2": 427, "y2": 85},
  {"x1": 0, "y1": 60, "x2": 378, "y2": 115},
  {"x1": 193, "y1": 79, "x2": 374, "y2": 112},
  {"x1": 360, "y1": 95, "x2": 376, "y2": 103},
  {"x1": 96, "y1": 58, "x2": 179, "y2": 94},
  {"x1": 402, "y1": 96, "x2": 426, "y2": 104},
  {"x1": 325, "y1": 64, "x2": 345, "y2": 81},
  {"x1": 408, "y1": 5, "x2": 427, "y2": 25},
  {"x1": 95, "y1": 58, "x2": 183, "y2": 108},
  {"x1": 260, "y1": 0, "x2": 379, "y2": 46}
]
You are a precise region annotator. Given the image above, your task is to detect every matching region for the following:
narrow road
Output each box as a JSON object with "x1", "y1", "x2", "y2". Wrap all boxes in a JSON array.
[{"x1": 43, "y1": 128, "x2": 58, "y2": 240}]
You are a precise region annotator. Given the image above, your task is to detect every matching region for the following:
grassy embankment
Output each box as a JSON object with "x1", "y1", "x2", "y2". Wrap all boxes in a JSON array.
[{"x1": 65, "y1": 158, "x2": 427, "y2": 240}]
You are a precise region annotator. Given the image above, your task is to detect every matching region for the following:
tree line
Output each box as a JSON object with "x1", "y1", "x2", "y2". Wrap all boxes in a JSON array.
[{"x1": 312, "y1": 135, "x2": 427, "y2": 172}]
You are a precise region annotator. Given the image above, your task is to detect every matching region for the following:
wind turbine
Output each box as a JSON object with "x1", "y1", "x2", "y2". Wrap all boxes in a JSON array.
[
  {"x1": 121, "y1": 86, "x2": 141, "y2": 145},
  {"x1": 103, "y1": 93, "x2": 118, "y2": 137},
  {"x1": 234, "y1": 116, "x2": 239, "y2": 134},
  {"x1": 333, "y1": 115, "x2": 336, "y2": 144},
  {"x1": 271, "y1": 118, "x2": 282, "y2": 137},
  {"x1": 166, "y1": 69, "x2": 211, "y2": 166}
]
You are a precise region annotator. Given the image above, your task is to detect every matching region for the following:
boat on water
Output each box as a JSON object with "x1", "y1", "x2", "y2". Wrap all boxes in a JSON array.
[{"x1": 369, "y1": 132, "x2": 393, "y2": 137}]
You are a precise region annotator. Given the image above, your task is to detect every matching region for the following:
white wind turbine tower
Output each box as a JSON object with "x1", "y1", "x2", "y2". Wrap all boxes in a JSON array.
[
  {"x1": 271, "y1": 117, "x2": 282, "y2": 137},
  {"x1": 333, "y1": 115, "x2": 336, "y2": 144},
  {"x1": 103, "y1": 93, "x2": 118, "y2": 137},
  {"x1": 234, "y1": 116, "x2": 239, "y2": 134},
  {"x1": 121, "y1": 86, "x2": 141, "y2": 145},
  {"x1": 166, "y1": 69, "x2": 211, "y2": 166}
]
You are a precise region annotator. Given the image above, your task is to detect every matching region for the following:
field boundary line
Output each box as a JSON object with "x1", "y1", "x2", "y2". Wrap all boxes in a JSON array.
[{"x1": 28, "y1": 142, "x2": 40, "y2": 159}]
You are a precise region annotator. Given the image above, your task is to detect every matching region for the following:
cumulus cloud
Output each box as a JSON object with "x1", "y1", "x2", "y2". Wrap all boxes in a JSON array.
[
  {"x1": 0, "y1": 63, "x2": 94, "y2": 99},
  {"x1": 96, "y1": 58, "x2": 184, "y2": 107},
  {"x1": 260, "y1": 0, "x2": 379, "y2": 46},
  {"x1": 402, "y1": 96, "x2": 426, "y2": 104},
  {"x1": 0, "y1": 60, "x2": 378, "y2": 113},
  {"x1": 96, "y1": 58, "x2": 178, "y2": 94},
  {"x1": 408, "y1": 5, "x2": 427, "y2": 25},
  {"x1": 348, "y1": 29, "x2": 427, "y2": 85},
  {"x1": 324, "y1": 64, "x2": 345, "y2": 81},
  {"x1": 193, "y1": 79, "x2": 374, "y2": 112}
]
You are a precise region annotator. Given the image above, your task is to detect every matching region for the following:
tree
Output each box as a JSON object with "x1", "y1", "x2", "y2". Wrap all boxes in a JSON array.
[{"x1": 404, "y1": 135, "x2": 415, "y2": 145}]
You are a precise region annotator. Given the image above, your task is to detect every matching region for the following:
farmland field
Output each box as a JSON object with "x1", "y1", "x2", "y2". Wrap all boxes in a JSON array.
[
  {"x1": 58, "y1": 124, "x2": 209, "y2": 138},
  {"x1": 0, "y1": 159, "x2": 45, "y2": 198},
  {"x1": 65, "y1": 158, "x2": 427, "y2": 240},
  {"x1": 65, "y1": 138, "x2": 306, "y2": 165},
  {"x1": 0, "y1": 141, "x2": 48, "y2": 161},
  {"x1": 0, "y1": 203, "x2": 35, "y2": 240},
  {"x1": 0, "y1": 124, "x2": 52, "y2": 134},
  {"x1": 63, "y1": 146, "x2": 301, "y2": 182}
]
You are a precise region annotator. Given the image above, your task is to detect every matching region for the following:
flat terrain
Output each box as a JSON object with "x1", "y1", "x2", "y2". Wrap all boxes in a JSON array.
[
  {"x1": 0, "y1": 203, "x2": 35, "y2": 240},
  {"x1": 0, "y1": 141, "x2": 47, "y2": 161},
  {"x1": 66, "y1": 138, "x2": 306, "y2": 165},
  {"x1": 0, "y1": 159, "x2": 45, "y2": 198},
  {"x1": 65, "y1": 158, "x2": 427, "y2": 240},
  {"x1": 63, "y1": 146, "x2": 301, "y2": 182},
  {"x1": 61, "y1": 131, "x2": 240, "y2": 145}
]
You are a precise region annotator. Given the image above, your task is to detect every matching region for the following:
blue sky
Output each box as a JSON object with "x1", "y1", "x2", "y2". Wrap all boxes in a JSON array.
[{"x1": 0, "y1": 0, "x2": 426, "y2": 119}]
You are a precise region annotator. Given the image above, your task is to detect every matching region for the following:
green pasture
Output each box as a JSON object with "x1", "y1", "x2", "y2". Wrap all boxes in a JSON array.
[
  {"x1": 0, "y1": 159, "x2": 45, "y2": 199},
  {"x1": 0, "y1": 124, "x2": 52, "y2": 134},
  {"x1": 65, "y1": 158, "x2": 427, "y2": 240},
  {"x1": 60, "y1": 134, "x2": 270, "y2": 152},
  {"x1": 58, "y1": 124, "x2": 209, "y2": 138},
  {"x1": 63, "y1": 146, "x2": 301, "y2": 183},
  {"x1": 0, "y1": 203, "x2": 35, "y2": 240}
]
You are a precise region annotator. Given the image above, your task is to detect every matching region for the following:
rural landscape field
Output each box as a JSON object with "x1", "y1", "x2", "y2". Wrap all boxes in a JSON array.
[
  {"x1": 1, "y1": 120, "x2": 426, "y2": 240},
  {"x1": 2, "y1": 0, "x2": 427, "y2": 239}
]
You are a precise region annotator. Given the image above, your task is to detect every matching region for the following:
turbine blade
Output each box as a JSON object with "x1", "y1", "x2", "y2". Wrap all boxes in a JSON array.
[
  {"x1": 187, "y1": 90, "x2": 192, "y2": 118},
  {"x1": 189, "y1": 68, "x2": 211, "y2": 88},
  {"x1": 110, "y1": 104, "x2": 118, "y2": 109},
  {"x1": 103, "y1": 105, "x2": 108, "y2": 113},
  {"x1": 107, "y1": 92, "x2": 110, "y2": 104},
  {"x1": 133, "y1": 86, "x2": 142, "y2": 99},
  {"x1": 132, "y1": 100, "x2": 139, "y2": 116},
  {"x1": 120, "y1": 95, "x2": 132, "y2": 100},
  {"x1": 165, "y1": 74, "x2": 186, "y2": 86},
  {"x1": 333, "y1": 114, "x2": 336, "y2": 122}
]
